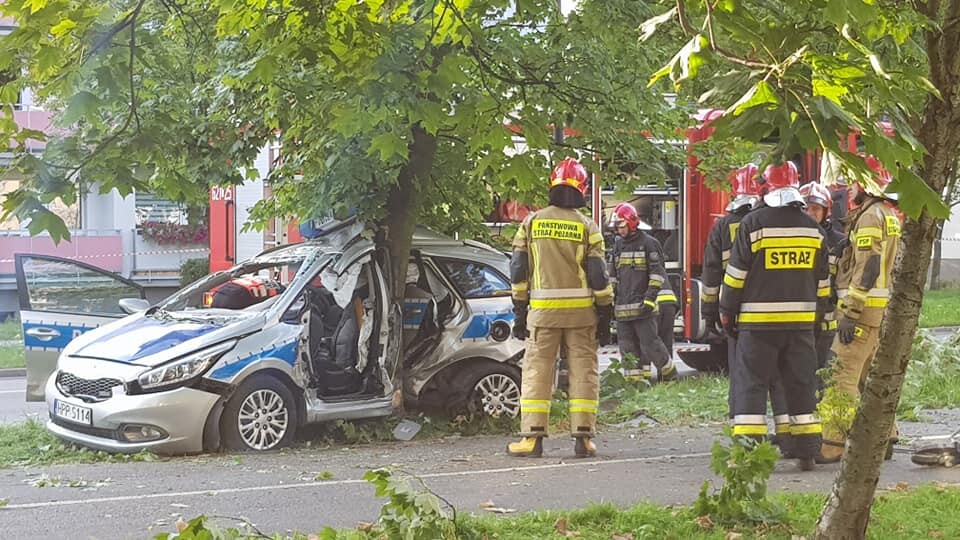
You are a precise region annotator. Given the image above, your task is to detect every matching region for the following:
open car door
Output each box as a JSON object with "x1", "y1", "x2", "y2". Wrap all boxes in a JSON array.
[{"x1": 14, "y1": 254, "x2": 146, "y2": 401}]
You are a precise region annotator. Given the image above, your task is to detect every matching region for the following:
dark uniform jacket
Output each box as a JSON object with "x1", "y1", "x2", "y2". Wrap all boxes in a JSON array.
[
  {"x1": 819, "y1": 219, "x2": 846, "y2": 332},
  {"x1": 701, "y1": 208, "x2": 750, "y2": 318},
  {"x1": 611, "y1": 231, "x2": 666, "y2": 320},
  {"x1": 719, "y1": 203, "x2": 830, "y2": 331}
]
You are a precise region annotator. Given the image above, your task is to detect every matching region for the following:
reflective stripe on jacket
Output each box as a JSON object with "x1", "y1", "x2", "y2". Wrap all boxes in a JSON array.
[
  {"x1": 612, "y1": 231, "x2": 665, "y2": 320},
  {"x1": 719, "y1": 204, "x2": 829, "y2": 330},
  {"x1": 835, "y1": 198, "x2": 901, "y2": 327},
  {"x1": 701, "y1": 210, "x2": 748, "y2": 317},
  {"x1": 510, "y1": 206, "x2": 613, "y2": 328}
]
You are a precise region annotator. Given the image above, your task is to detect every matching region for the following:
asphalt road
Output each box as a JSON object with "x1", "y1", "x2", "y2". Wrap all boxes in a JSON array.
[{"x1": 2, "y1": 425, "x2": 960, "y2": 540}]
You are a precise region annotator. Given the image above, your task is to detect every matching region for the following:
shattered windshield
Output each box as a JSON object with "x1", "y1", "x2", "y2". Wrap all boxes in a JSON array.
[{"x1": 151, "y1": 244, "x2": 329, "y2": 322}]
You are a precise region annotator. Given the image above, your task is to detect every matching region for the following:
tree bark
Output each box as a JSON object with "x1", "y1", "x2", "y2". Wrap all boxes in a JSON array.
[
  {"x1": 814, "y1": 1, "x2": 960, "y2": 532},
  {"x1": 384, "y1": 125, "x2": 437, "y2": 302},
  {"x1": 931, "y1": 222, "x2": 943, "y2": 290}
]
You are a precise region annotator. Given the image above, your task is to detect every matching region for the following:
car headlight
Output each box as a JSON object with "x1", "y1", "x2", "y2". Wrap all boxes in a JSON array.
[{"x1": 133, "y1": 340, "x2": 236, "y2": 393}]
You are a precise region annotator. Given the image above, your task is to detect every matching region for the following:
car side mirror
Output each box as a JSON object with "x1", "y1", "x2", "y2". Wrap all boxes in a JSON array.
[{"x1": 119, "y1": 298, "x2": 150, "y2": 314}]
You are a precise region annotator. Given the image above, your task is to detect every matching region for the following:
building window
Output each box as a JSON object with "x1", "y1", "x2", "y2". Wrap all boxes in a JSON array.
[{"x1": 135, "y1": 192, "x2": 187, "y2": 225}]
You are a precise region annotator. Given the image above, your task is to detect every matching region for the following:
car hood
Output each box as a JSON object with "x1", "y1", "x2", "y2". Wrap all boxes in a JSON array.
[{"x1": 66, "y1": 313, "x2": 254, "y2": 367}]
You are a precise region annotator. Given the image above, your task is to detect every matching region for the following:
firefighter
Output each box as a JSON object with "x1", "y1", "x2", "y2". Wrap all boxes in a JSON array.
[
  {"x1": 720, "y1": 161, "x2": 830, "y2": 471},
  {"x1": 610, "y1": 203, "x2": 674, "y2": 383},
  {"x1": 508, "y1": 157, "x2": 614, "y2": 458},
  {"x1": 770, "y1": 182, "x2": 843, "y2": 459},
  {"x1": 702, "y1": 164, "x2": 760, "y2": 412},
  {"x1": 818, "y1": 155, "x2": 901, "y2": 463},
  {"x1": 799, "y1": 181, "x2": 845, "y2": 387}
]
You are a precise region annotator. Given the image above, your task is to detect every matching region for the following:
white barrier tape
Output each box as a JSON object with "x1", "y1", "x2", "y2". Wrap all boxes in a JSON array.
[{"x1": 0, "y1": 247, "x2": 209, "y2": 265}]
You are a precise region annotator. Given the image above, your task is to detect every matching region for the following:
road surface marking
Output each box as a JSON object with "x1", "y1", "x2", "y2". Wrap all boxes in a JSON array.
[
  {"x1": 0, "y1": 390, "x2": 24, "y2": 395},
  {"x1": 2, "y1": 451, "x2": 712, "y2": 510}
]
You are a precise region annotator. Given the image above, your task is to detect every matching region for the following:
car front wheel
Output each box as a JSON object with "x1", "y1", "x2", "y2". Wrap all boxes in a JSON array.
[{"x1": 221, "y1": 374, "x2": 298, "y2": 452}]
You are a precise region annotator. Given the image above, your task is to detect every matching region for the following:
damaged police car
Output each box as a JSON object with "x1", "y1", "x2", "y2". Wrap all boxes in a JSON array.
[{"x1": 16, "y1": 220, "x2": 522, "y2": 454}]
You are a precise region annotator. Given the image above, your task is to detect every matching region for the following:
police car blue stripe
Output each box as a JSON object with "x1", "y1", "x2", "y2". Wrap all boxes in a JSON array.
[{"x1": 208, "y1": 340, "x2": 298, "y2": 380}]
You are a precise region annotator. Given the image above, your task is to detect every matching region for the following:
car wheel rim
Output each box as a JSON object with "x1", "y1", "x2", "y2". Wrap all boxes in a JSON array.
[
  {"x1": 474, "y1": 373, "x2": 520, "y2": 418},
  {"x1": 237, "y1": 389, "x2": 288, "y2": 450}
]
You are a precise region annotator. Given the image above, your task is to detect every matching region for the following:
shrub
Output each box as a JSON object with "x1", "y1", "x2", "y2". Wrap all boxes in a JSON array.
[{"x1": 180, "y1": 258, "x2": 210, "y2": 287}]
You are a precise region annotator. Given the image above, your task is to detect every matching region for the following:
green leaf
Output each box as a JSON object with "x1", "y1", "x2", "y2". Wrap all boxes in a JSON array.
[
  {"x1": 889, "y1": 168, "x2": 950, "y2": 220},
  {"x1": 729, "y1": 80, "x2": 779, "y2": 116},
  {"x1": 368, "y1": 131, "x2": 408, "y2": 161},
  {"x1": 639, "y1": 7, "x2": 676, "y2": 42},
  {"x1": 24, "y1": 0, "x2": 48, "y2": 14},
  {"x1": 249, "y1": 55, "x2": 279, "y2": 83},
  {"x1": 60, "y1": 91, "x2": 100, "y2": 126},
  {"x1": 812, "y1": 78, "x2": 848, "y2": 103},
  {"x1": 414, "y1": 102, "x2": 447, "y2": 135},
  {"x1": 50, "y1": 19, "x2": 77, "y2": 37},
  {"x1": 26, "y1": 208, "x2": 71, "y2": 244}
]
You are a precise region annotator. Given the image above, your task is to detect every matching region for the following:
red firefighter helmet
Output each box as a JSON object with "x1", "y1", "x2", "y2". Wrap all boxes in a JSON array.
[
  {"x1": 761, "y1": 161, "x2": 803, "y2": 207},
  {"x1": 727, "y1": 163, "x2": 761, "y2": 212},
  {"x1": 549, "y1": 157, "x2": 590, "y2": 196},
  {"x1": 732, "y1": 164, "x2": 761, "y2": 197},
  {"x1": 861, "y1": 153, "x2": 893, "y2": 194},
  {"x1": 612, "y1": 203, "x2": 640, "y2": 232},
  {"x1": 799, "y1": 181, "x2": 832, "y2": 217}
]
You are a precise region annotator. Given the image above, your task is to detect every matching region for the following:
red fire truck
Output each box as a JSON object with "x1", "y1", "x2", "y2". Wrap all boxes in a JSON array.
[{"x1": 208, "y1": 111, "x2": 855, "y2": 373}]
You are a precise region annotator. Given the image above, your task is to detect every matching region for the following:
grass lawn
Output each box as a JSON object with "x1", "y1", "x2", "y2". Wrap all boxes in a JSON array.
[
  {"x1": 0, "y1": 319, "x2": 21, "y2": 341},
  {"x1": 0, "y1": 319, "x2": 24, "y2": 369},
  {"x1": 919, "y1": 288, "x2": 960, "y2": 327},
  {"x1": 165, "y1": 484, "x2": 960, "y2": 539},
  {"x1": 0, "y1": 419, "x2": 156, "y2": 469},
  {"x1": 0, "y1": 344, "x2": 24, "y2": 369},
  {"x1": 599, "y1": 374, "x2": 729, "y2": 426}
]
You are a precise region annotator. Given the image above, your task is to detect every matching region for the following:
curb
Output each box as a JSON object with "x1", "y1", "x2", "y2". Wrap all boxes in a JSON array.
[{"x1": 0, "y1": 368, "x2": 26, "y2": 378}]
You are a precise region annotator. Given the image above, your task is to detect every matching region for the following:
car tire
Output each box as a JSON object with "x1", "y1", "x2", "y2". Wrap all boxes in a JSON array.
[
  {"x1": 457, "y1": 362, "x2": 521, "y2": 419},
  {"x1": 221, "y1": 374, "x2": 299, "y2": 452},
  {"x1": 677, "y1": 342, "x2": 729, "y2": 374}
]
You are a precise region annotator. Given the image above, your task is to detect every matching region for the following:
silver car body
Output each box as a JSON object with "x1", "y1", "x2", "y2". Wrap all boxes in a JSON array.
[{"x1": 19, "y1": 222, "x2": 522, "y2": 454}]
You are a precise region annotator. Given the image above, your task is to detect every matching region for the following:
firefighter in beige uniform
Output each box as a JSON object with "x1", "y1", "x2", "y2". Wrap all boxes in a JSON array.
[
  {"x1": 508, "y1": 157, "x2": 614, "y2": 458},
  {"x1": 819, "y1": 155, "x2": 901, "y2": 462}
]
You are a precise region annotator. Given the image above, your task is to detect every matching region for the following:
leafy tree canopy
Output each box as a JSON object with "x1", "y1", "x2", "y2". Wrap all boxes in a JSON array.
[
  {"x1": 1, "y1": 0, "x2": 687, "y2": 244},
  {"x1": 645, "y1": 0, "x2": 949, "y2": 220}
]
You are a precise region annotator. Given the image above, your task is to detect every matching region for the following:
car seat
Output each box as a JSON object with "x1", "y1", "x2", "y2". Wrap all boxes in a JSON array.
[{"x1": 311, "y1": 293, "x2": 364, "y2": 396}]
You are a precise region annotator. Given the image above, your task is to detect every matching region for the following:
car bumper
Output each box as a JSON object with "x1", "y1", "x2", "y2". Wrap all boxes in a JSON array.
[{"x1": 45, "y1": 373, "x2": 220, "y2": 455}]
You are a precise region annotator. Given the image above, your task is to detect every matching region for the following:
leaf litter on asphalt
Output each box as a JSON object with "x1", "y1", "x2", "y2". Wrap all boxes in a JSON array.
[{"x1": 26, "y1": 474, "x2": 111, "y2": 489}]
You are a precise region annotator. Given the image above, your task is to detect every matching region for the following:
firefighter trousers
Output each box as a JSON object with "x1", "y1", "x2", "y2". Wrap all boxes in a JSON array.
[
  {"x1": 618, "y1": 316, "x2": 672, "y2": 379},
  {"x1": 820, "y1": 324, "x2": 897, "y2": 460},
  {"x1": 520, "y1": 325, "x2": 598, "y2": 438},
  {"x1": 815, "y1": 329, "x2": 836, "y2": 396},
  {"x1": 731, "y1": 330, "x2": 822, "y2": 459},
  {"x1": 658, "y1": 303, "x2": 677, "y2": 355},
  {"x1": 726, "y1": 335, "x2": 738, "y2": 419}
]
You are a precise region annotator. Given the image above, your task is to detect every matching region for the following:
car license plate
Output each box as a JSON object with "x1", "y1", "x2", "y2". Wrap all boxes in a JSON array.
[{"x1": 54, "y1": 400, "x2": 92, "y2": 426}]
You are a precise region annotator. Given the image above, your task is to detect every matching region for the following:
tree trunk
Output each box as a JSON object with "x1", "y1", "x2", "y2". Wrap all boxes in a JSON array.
[
  {"x1": 813, "y1": 213, "x2": 939, "y2": 540},
  {"x1": 931, "y1": 222, "x2": 943, "y2": 290},
  {"x1": 814, "y1": 1, "x2": 960, "y2": 529},
  {"x1": 384, "y1": 125, "x2": 438, "y2": 301}
]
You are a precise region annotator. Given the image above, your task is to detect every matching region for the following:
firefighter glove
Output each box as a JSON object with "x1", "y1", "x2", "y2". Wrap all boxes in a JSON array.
[
  {"x1": 638, "y1": 299, "x2": 656, "y2": 317},
  {"x1": 512, "y1": 301, "x2": 529, "y2": 340},
  {"x1": 838, "y1": 316, "x2": 858, "y2": 344},
  {"x1": 720, "y1": 311, "x2": 738, "y2": 337},
  {"x1": 596, "y1": 304, "x2": 613, "y2": 346}
]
